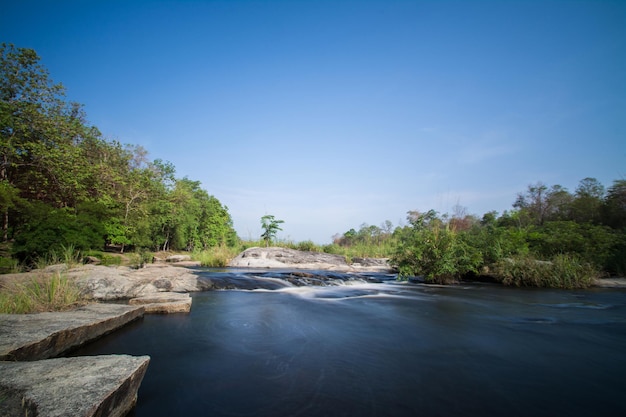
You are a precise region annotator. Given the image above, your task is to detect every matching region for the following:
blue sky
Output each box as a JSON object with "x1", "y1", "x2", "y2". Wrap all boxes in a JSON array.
[{"x1": 2, "y1": 0, "x2": 625, "y2": 243}]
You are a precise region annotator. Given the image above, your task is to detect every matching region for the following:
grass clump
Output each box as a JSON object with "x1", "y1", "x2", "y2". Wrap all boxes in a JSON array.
[
  {"x1": 192, "y1": 246, "x2": 240, "y2": 267},
  {"x1": 0, "y1": 272, "x2": 85, "y2": 314},
  {"x1": 126, "y1": 250, "x2": 153, "y2": 269},
  {"x1": 493, "y1": 254, "x2": 599, "y2": 289}
]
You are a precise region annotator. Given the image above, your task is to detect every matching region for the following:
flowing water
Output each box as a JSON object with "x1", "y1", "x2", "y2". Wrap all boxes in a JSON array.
[{"x1": 71, "y1": 269, "x2": 626, "y2": 417}]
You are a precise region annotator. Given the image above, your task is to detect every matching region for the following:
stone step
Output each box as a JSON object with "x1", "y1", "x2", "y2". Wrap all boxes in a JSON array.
[
  {"x1": 0, "y1": 304, "x2": 144, "y2": 361},
  {"x1": 128, "y1": 291, "x2": 192, "y2": 314},
  {"x1": 0, "y1": 355, "x2": 150, "y2": 417}
]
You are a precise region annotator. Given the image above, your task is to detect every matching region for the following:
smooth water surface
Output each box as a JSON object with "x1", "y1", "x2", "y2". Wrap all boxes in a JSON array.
[{"x1": 72, "y1": 271, "x2": 626, "y2": 417}]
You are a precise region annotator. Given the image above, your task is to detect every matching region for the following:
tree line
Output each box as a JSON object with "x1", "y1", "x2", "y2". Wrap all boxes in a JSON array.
[
  {"x1": 333, "y1": 178, "x2": 626, "y2": 287},
  {"x1": 1, "y1": 43, "x2": 237, "y2": 265}
]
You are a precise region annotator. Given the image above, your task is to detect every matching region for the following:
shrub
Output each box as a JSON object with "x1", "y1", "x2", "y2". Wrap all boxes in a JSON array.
[
  {"x1": 392, "y1": 217, "x2": 482, "y2": 284},
  {"x1": 492, "y1": 254, "x2": 598, "y2": 289},
  {"x1": 295, "y1": 240, "x2": 319, "y2": 252},
  {"x1": 12, "y1": 203, "x2": 104, "y2": 265},
  {"x1": 127, "y1": 250, "x2": 153, "y2": 269}
]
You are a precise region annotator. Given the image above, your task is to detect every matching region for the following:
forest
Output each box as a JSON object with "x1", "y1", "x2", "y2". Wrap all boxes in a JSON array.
[
  {"x1": 0, "y1": 43, "x2": 237, "y2": 267},
  {"x1": 2, "y1": 43, "x2": 624, "y2": 289}
]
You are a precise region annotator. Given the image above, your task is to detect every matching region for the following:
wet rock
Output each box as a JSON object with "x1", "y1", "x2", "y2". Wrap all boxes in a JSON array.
[
  {"x1": 0, "y1": 354, "x2": 149, "y2": 417},
  {"x1": 0, "y1": 304, "x2": 144, "y2": 361}
]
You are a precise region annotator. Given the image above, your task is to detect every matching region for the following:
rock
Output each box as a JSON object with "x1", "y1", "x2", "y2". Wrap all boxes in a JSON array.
[
  {"x1": 229, "y1": 247, "x2": 349, "y2": 270},
  {"x1": 0, "y1": 304, "x2": 144, "y2": 361},
  {"x1": 228, "y1": 247, "x2": 394, "y2": 272},
  {"x1": 166, "y1": 254, "x2": 191, "y2": 262},
  {"x1": 42, "y1": 263, "x2": 69, "y2": 274},
  {"x1": 351, "y1": 256, "x2": 392, "y2": 270},
  {"x1": 69, "y1": 263, "x2": 200, "y2": 300},
  {"x1": 0, "y1": 354, "x2": 150, "y2": 417},
  {"x1": 129, "y1": 292, "x2": 192, "y2": 313},
  {"x1": 84, "y1": 255, "x2": 101, "y2": 264},
  {"x1": 593, "y1": 277, "x2": 626, "y2": 288}
]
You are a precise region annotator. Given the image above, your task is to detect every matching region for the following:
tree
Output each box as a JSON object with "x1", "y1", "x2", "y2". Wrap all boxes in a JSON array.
[
  {"x1": 570, "y1": 177, "x2": 605, "y2": 224},
  {"x1": 602, "y1": 180, "x2": 626, "y2": 229},
  {"x1": 260, "y1": 215, "x2": 284, "y2": 247},
  {"x1": 0, "y1": 44, "x2": 240, "y2": 263},
  {"x1": 514, "y1": 182, "x2": 572, "y2": 225}
]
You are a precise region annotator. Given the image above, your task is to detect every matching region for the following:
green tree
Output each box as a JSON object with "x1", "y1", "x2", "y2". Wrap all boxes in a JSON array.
[
  {"x1": 514, "y1": 182, "x2": 572, "y2": 225},
  {"x1": 1, "y1": 44, "x2": 239, "y2": 262},
  {"x1": 392, "y1": 210, "x2": 482, "y2": 283},
  {"x1": 569, "y1": 177, "x2": 605, "y2": 224},
  {"x1": 602, "y1": 179, "x2": 626, "y2": 229},
  {"x1": 261, "y1": 215, "x2": 284, "y2": 247}
]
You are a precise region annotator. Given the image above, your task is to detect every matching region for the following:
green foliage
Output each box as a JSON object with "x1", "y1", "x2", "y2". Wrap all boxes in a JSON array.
[
  {"x1": 126, "y1": 250, "x2": 153, "y2": 269},
  {"x1": 0, "y1": 256, "x2": 20, "y2": 273},
  {"x1": 1, "y1": 44, "x2": 239, "y2": 263},
  {"x1": 260, "y1": 215, "x2": 284, "y2": 247},
  {"x1": 294, "y1": 240, "x2": 318, "y2": 252},
  {"x1": 392, "y1": 211, "x2": 482, "y2": 284},
  {"x1": 493, "y1": 254, "x2": 598, "y2": 289},
  {"x1": 0, "y1": 272, "x2": 84, "y2": 313},
  {"x1": 605, "y1": 230, "x2": 626, "y2": 276},
  {"x1": 526, "y1": 221, "x2": 618, "y2": 269},
  {"x1": 12, "y1": 203, "x2": 103, "y2": 264},
  {"x1": 602, "y1": 180, "x2": 626, "y2": 229},
  {"x1": 192, "y1": 246, "x2": 240, "y2": 267}
]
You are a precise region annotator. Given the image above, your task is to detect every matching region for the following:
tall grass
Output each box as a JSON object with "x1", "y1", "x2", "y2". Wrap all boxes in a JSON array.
[
  {"x1": 32, "y1": 243, "x2": 82, "y2": 270},
  {"x1": 0, "y1": 272, "x2": 85, "y2": 314},
  {"x1": 493, "y1": 254, "x2": 599, "y2": 289},
  {"x1": 192, "y1": 246, "x2": 241, "y2": 267},
  {"x1": 0, "y1": 257, "x2": 21, "y2": 274}
]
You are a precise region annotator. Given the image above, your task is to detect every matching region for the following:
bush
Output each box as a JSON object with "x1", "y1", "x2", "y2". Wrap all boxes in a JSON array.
[
  {"x1": 295, "y1": 240, "x2": 319, "y2": 252},
  {"x1": 492, "y1": 254, "x2": 598, "y2": 289},
  {"x1": 127, "y1": 250, "x2": 153, "y2": 269},
  {"x1": 527, "y1": 221, "x2": 618, "y2": 269},
  {"x1": 392, "y1": 214, "x2": 482, "y2": 284},
  {"x1": 12, "y1": 203, "x2": 104, "y2": 265}
]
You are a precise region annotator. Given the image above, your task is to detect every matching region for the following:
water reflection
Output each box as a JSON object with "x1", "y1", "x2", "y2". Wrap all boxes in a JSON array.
[{"x1": 71, "y1": 272, "x2": 626, "y2": 417}]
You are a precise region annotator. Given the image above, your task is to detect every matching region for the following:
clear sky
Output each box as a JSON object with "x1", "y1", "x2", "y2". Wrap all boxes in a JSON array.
[{"x1": 2, "y1": 0, "x2": 625, "y2": 243}]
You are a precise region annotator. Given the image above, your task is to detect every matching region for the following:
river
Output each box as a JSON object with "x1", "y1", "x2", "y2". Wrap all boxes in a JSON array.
[{"x1": 71, "y1": 269, "x2": 626, "y2": 417}]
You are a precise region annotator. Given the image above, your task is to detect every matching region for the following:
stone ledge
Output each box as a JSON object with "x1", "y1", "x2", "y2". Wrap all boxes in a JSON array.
[
  {"x1": 129, "y1": 292, "x2": 192, "y2": 313},
  {"x1": 0, "y1": 355, "x2": 150, "y2": 417},
  {"x1": 0, "y1": 303, "x2": 144, "y2": 361}
]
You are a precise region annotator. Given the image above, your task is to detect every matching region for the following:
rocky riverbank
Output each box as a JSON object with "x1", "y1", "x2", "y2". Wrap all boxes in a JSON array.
[
  {"x1": 0, "y1": 247, "x2": 624, "y2": 416},
  {"x1": 0, "y1": 304, "x2": 149, "y2": 417}
]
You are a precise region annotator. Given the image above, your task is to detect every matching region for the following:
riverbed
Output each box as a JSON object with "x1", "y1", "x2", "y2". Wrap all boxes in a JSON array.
[{"x1": 71, "y1": 269, "x2": 626, "y2": 417}]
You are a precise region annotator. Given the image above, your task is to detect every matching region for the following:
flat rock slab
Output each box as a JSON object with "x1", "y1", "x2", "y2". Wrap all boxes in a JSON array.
[
  {"x1": 594, "y1": 278, "x2": 626, "y2": 288},
  {"x1": 71, "y1": 264, "x2": 200, "y2": 300},
  {"x1": 0, "y1": 303, "x2": 144, "y2": 361},
  {"x1": 229, "y1": 247, "x2": 393, "y2": 272},
  {"x1": 129, "y1": 292, "x2": 192, "y2": 314},
  {"x1": 0, "y1": 354, "x2": 150, "y2": 417}
]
